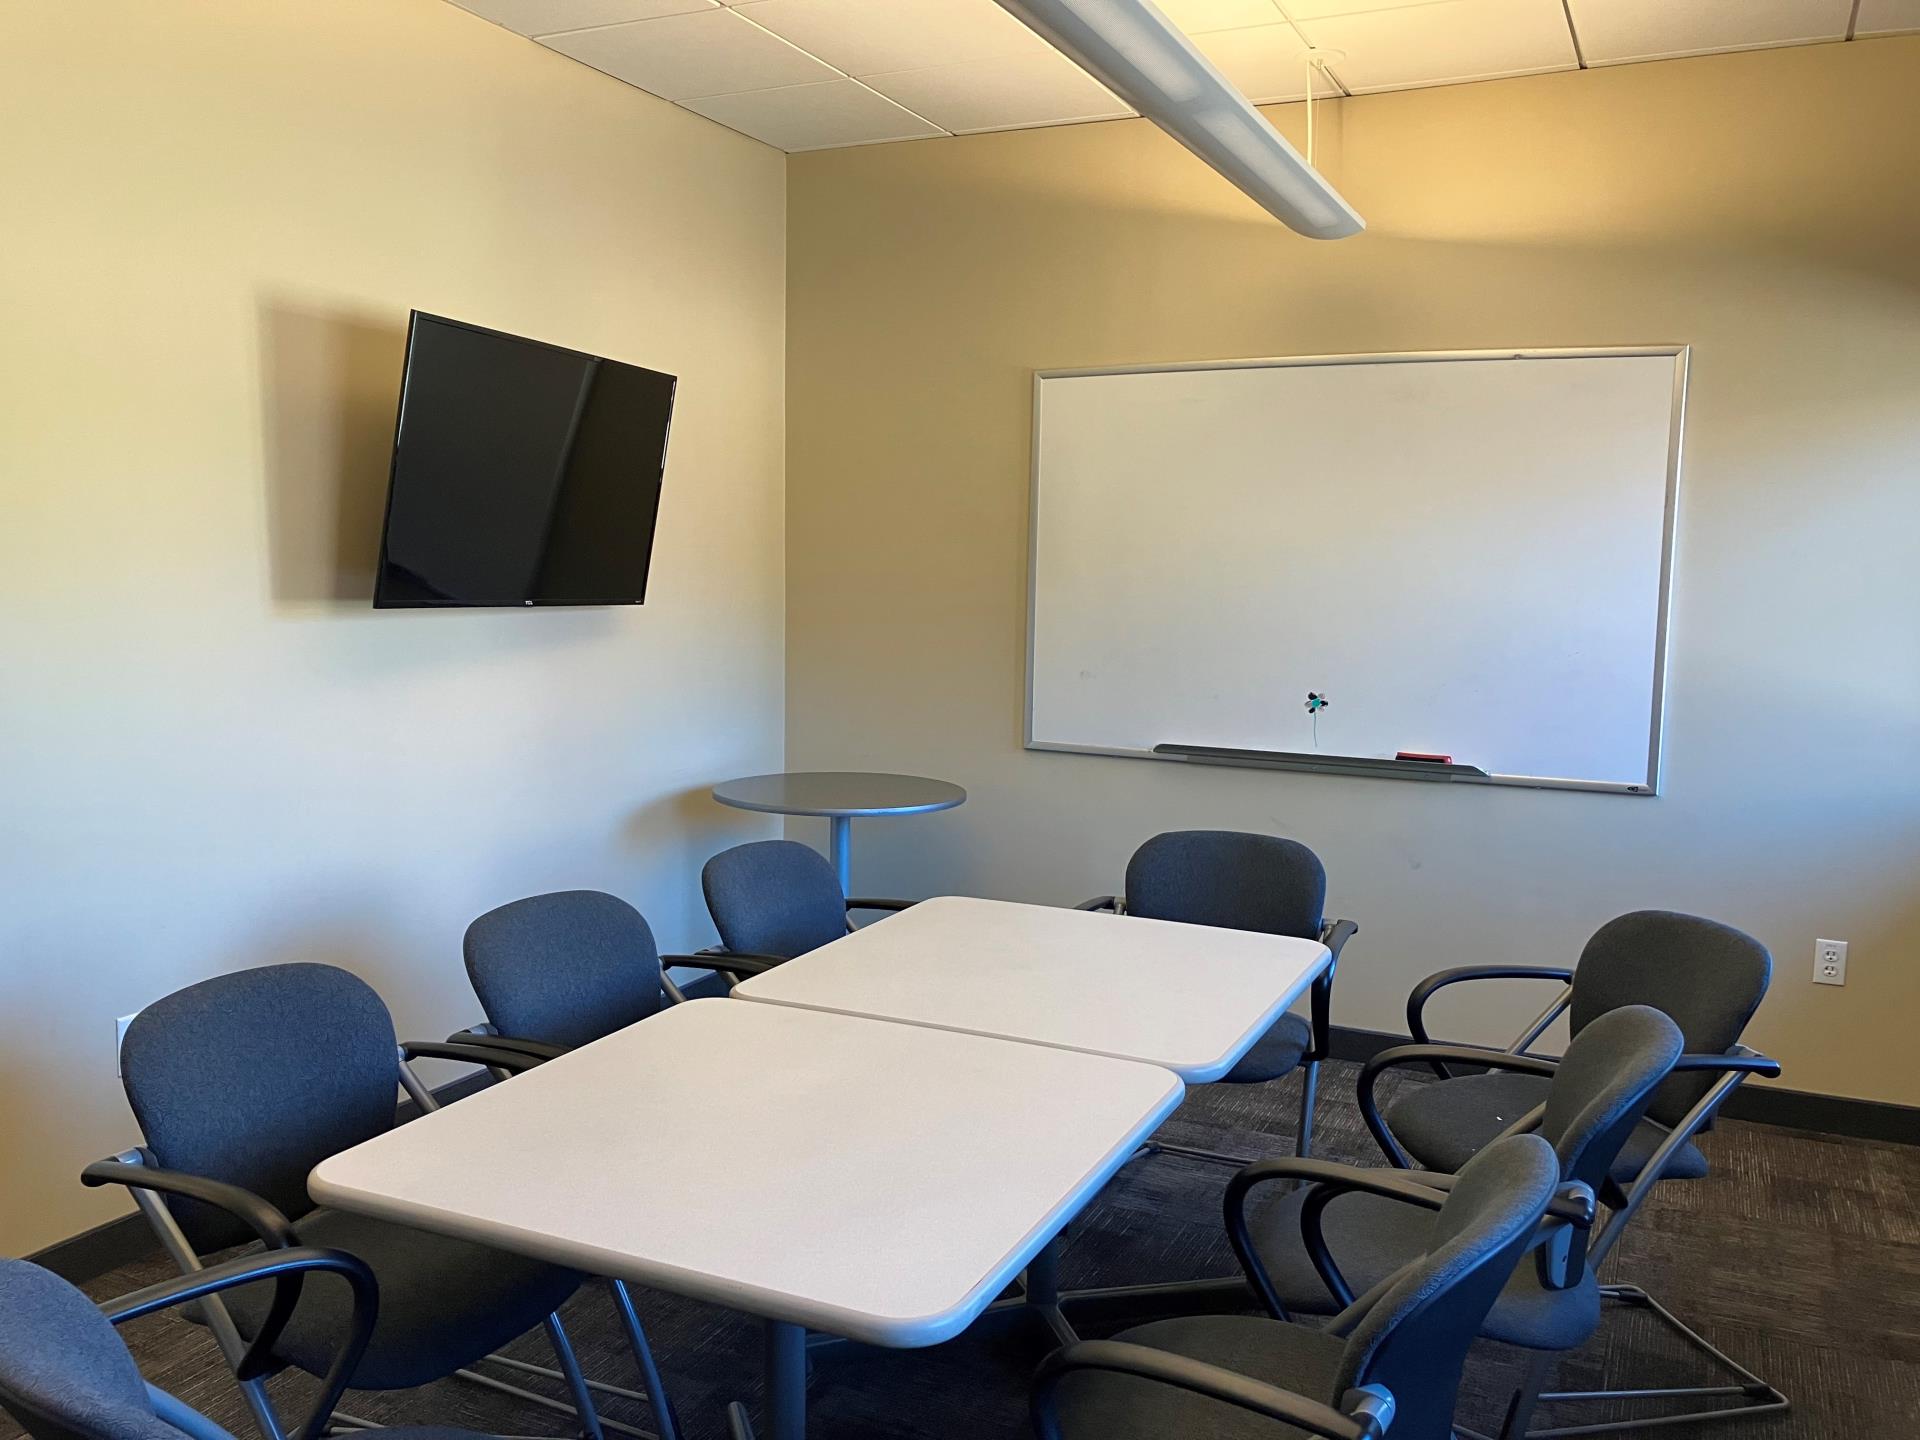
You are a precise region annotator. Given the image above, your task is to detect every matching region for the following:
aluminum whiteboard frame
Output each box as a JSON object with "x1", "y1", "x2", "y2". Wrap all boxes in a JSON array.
[{"x1": 1023, "y1": 346, "x2": 1690, "y2": 797}]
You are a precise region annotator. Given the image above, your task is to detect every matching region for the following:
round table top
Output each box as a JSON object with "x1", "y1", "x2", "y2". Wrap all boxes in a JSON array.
[{"x1": 711, "y1": 771, "x2": 967, "y2": 820}]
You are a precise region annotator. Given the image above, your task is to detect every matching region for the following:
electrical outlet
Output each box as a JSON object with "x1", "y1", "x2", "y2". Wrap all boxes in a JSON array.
[
  {"x1": 114, "y1": 1012, "x2": 139, "y2": 1077},
  {"x1": 1813, "y1": 939, "x2": 1848, "y2": 987}
]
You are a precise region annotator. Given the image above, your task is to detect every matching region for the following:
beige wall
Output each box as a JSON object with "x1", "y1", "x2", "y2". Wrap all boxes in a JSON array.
[
  {"x1": 787, "y1": 40, "x2": 1920, "y2": 1107},
  {"x1": 0, "y1": 0, "x2": 786, "y2": 1254}
]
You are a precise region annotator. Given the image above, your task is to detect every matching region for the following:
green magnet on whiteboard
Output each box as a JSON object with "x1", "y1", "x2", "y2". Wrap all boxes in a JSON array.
[{"x1": 1305, "y1": 692, "x2": 1329, "y2": 715}]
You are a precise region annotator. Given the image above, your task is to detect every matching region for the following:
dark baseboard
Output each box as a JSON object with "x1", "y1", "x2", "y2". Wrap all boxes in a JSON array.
[
  {"x1": 24, "y1": 1211, "x2": 164, "y2": 1286},
  {"x1": 28, "y1": 1069, "x2": 499, "y2": 1285},
  {"x1": 1324, "y1": 1024, "x2": 1919, "y2": 1146},
  {"x1": 1325, "y1": 1024, "x2": 1407, "y2": 1064},
  {"x1": 1715, "y1": 1084, "x2": 1920, "y2": 1145}
]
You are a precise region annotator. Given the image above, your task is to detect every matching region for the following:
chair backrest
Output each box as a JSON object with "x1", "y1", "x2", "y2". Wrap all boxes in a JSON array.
[
  {"x1": 119, "y1": 963, "x2": 398, "y2": 1250},
  {"x1": 702, "y1": 840, "x2": 848, "y2": 959},
  {"x1": 1121, "y1": 831, "x2": 1325, "y2": 939},
  {"x1": 1336, "y1": 1134, "x2": 1559, "y2": 1440},
  {"x1": 466, "y1": 890, "x2": 668, "y2": 1049},
  {"x1": 1539, "y1": 1005, "x2": 1684, "y2": 1194},
  {"x1": 1568, "y1": 911, "x2": 1771, "y2": 1127},
  {"x1": 0, "y1": 1259, "x2": 209, "y2": 1440}
]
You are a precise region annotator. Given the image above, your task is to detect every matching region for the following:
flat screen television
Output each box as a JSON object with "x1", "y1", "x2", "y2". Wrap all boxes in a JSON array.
[{"x1": 374, "y1": 312, "x2": 676, "y2": 608}]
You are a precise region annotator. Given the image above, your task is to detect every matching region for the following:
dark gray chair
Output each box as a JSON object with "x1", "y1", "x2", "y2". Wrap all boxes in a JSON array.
[
  {"x1": 1032, "y1": 1133, "x2": 1564, "y2": 1440},
  {"x1": 464, "y1": 888, "x2": 775, "y2": 1042},
  {"x1": 700, "y1": 839, "x2": 916, "y2": 969},
  {"x1": 0, "y1": 1247, "x2": 454, "y2": 1440},
  {"x1": 1081, "y1": 830, "x2": 1358, "y2": 1161},
  {"x1": 1369, "y1": 911, "x2": 1783, "y2": 1436},
  {"x1": 81, "y1": 963, "x2": 630, "y2": 1440},
  {"x1": 1244, "y1": 1005, "x2": 1685, "y2": 1439}
]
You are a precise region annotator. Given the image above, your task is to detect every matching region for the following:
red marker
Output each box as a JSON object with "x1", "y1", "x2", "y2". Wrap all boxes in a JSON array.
[{"x1": 1395, "y1": 751, "x2": 1453, "y2": 764}]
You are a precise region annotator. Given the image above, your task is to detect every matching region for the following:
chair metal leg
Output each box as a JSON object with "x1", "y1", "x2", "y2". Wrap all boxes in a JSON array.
[
  {"x1": 452, "y1": 1365, "x2": 654, "y2": 1440},
  {"x1": 128, "y1": 1188, "x2": 291, "y2": 1440},
  {"x1": 1129, "y1": 1061, "x2": 1321, "y2": 1170},
  {"x1": 1498, "y1": 1352, "x2": 1555, "y2": 1440},
  {"x1": 608, "y1": 1280, "x2": 681, "y2": 1440},
  {"x1": 1138, "y1": 1138, "x2": 1262, "y2": 1168},
  {"x1": 543, "y1": 1314, "x2": 604, "y2": 1440},
  {"x1": 464, "y1": 1281, "x2": 678, "y2": 1438},
  {"x1": 1295, "y1": 1060, "x2": 1320, "y2": 1159},
  {"x1": 1458, "y1": 1285, "x2": 1788, "y2": 1440},
  {"x1": 1517, "y1": 1285, "x2": 1787, "y2": 1438}
]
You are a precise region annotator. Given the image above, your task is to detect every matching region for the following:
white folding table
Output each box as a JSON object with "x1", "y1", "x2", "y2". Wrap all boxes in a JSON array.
[
  {"x1": 732, "y1": 895, "x2": 1331, "y2": 1082},
  {"x1": 309, "y1": 999, "x2": 1183, "y2": 1440}
]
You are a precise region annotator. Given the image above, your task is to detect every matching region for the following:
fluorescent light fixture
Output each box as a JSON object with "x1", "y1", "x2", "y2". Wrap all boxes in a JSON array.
[{"x1": 991, "y1": 0, "x2": 1364, "y2": 239}]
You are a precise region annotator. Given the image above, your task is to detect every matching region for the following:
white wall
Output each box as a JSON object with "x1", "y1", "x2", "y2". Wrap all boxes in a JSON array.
[
  {"x1": 786, "y1": 41, "x2": 1920, "y2": 1108},
  {"x1": 0, "y1": 0, "x2": 788, "y2": 1254}
]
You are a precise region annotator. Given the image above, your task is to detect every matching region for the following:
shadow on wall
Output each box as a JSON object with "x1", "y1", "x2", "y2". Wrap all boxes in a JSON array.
[{"x1": 258, "y1": 299, "x2": 408, "y2": 608}]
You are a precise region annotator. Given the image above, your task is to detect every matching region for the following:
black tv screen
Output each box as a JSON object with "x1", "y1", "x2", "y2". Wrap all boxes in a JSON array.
[{"x1": 374, "y1": 312, "x2": 675, "y2": 607}]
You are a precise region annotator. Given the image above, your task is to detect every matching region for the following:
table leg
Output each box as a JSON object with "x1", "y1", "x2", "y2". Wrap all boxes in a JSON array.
[
  {"x1": 764, "y1": 1320, "x2": 808, "y2": 1440},
  {"x1": 1022, "y1": 1235, "x2": 1078, "y2": 1347},
  {"x1": 829, "y1": 815, "x2": 852, "y2": 895}
]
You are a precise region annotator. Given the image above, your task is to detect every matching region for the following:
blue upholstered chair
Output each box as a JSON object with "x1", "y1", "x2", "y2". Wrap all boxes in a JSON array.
[
  {"x1": 81, "y1": 963, "x2": 627, "y2": 1440},
  {"x1": 1081, "y1": 830, "x2": 1358, "y2": 1162},
  {"x1": 1032, "y1": 1133, "x2": 1564, "y2": 1440},
  {"x1": 700, "y1": 839, "x2": 916, "y2": 969},
  {"x1": 1244, "y1": 1005, "x2": 1685, "y2": 1439},
  {"x1": 463, "y1": 889, "x2": 771, "y2": 1047},
  {"x1": 0, "y1": 1247, "x2": 488, "y2": 1440},
  {"x1": 1364, "y1": 911, "x2": 1783, "y2": 1437}
]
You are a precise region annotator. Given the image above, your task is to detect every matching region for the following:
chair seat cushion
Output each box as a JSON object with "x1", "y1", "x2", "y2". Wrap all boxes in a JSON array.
[
  {"x1": 1386, "y1": 1072, "x2": 1709, "y2": 1185},
  {"x1": 1049, "y1": 1313, "x2": 1346, "y2": 1440},
  {"x1": 222, "y1": 1209, "x2": 582, "y2": 1390},
  {"x1": 1220, "y1": 1012, "x2": 1313, "y2": 1084},
  {"x1": 1247, "y1": 1187, "x2": 1600, "y2": 1352}
]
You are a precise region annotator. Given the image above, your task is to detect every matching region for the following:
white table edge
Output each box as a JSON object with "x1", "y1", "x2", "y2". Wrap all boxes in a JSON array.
[
  {"x1": 307, "y1": 1067, "x2": 1184, "y2": 1349},
  {"x1": 732, "y1": 942, "x2": 1331, "y2": 1084}
]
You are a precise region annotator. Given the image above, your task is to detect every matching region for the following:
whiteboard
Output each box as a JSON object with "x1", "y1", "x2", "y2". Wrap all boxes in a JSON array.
[{"x1": 1026, "y1": 349, "x2": 1686, "y2": 794}]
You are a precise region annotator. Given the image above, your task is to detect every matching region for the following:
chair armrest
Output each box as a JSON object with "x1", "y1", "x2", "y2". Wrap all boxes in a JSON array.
[
  {"x1": 82, "y1": 1155, "x2": 298, "y2": 1249},
  {"x1": 104, "y1": 1247, "x2": 377, "y2": 1440},
  {"x1": 1075, "y1": 895, "x2": 1120, "y2": 912},
  {"x1": 726, "y1": 1401, "x2": 757, "y2": 1440},
  {"x1": 1320, "y1": 918, "x2": 1359, "y2": 957},
  {"x1": 845, "y1": 897, "x2": 916, "y2": 914},
  {"x1": 1384, "y1": 1171, "x2": 1596, "y2": 1230},
  {"x1": 1302, "y1": 918, "x2": 1358, "y2": 1061},
  {"x1": 81, "y1": 1155, "x2": 300, "y2": 1378},
  {"x1": 1224, "y1": 1157, "x2": 1451, "y2": 1316},
  {"x1": 399, "y1": 1039, "x2": 547, "y2": 1075},
  {"x1": 1670, "y1": 1050, "x2": 1782, "y2": 1079},
  {"x1": 663, "y1": 951, "x2": 783, "y2": 978},
  {"x1": 1032, "y1": 1341, "x2": 1394, "y2": 1440},
  {"x1": 444, "y1": 1030, "x2": 570, "y2": 1063},
  {"x1": 1357, "y1": 1044, "x2": 1560, "y2": 1168},
  {"x1": 1407, "y1": 965, "x2": 1575, "y2": 1076}
]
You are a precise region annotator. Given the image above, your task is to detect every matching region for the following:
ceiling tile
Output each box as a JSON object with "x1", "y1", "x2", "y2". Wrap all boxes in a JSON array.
[
  {"x1": 1567, "y1": 0, "x2": 1850, "y2": 64},
  {"x1": 1851, "y1": 0, "x2": 1920, "y2": 33},
  {"x1": 450, "y1": 0, "x2": 714, "y2": 37},
  {"x1": 863, "y1": 48, "x2": 1133, "y2": 133},
  {"x1": 1291, "y1": 0, "x2": 1577, "y2": 94},
  {"x1": 1192, "y1": 22, "x2": 1317, "y2": 102},
  {"x1": 540, "y1": 7, "x2": 839, "y2": 100},
  {"x1": 1155, "y1": 0, "x2": 1292, "y2": 31},
  {"x1": 1280, "y1": 0, "x2": 1449, "y2": 16},
  {"x1": 729, "y1": 0, "x2": 1046, "y2": 76},
  {"x1": 684, "y1": 78, "x2": 947, "y2": 148}
]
